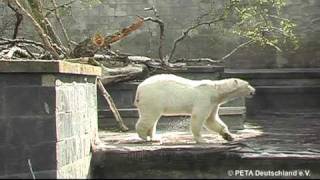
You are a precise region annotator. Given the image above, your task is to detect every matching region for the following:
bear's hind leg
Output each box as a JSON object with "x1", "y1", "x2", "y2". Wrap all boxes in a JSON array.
[
  {"x1": 135, "y1": 121, "x2": 149, "y2": 141},
  {"x1": 204, "y1": 113, "x2": 234, "y2": 141}
]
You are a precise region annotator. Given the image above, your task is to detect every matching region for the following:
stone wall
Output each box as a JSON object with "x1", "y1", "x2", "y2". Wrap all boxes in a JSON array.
[
  {"x1": 0, "y1": 60, "x2": 101, "y2": 179},
  {"x1": 223, "y1": 68, "x2": 320, "y2": 117},
  {"x1": 0, "y1": 0, "x2": 319, "y2": 68}
]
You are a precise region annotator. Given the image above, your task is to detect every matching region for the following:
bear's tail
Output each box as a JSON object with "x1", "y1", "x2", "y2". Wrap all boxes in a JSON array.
[{"x1": 134, "y1": 89, "x2": 140, "y2": 107}]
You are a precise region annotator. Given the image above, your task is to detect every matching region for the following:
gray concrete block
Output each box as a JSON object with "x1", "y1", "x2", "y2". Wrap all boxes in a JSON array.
[
  {"x1": 0, "y1": 170, "x2": 57, "y2": 179},
  {"x1": 0, "y1": 61, "x2": 99, "y2": 178},
  {"x1": 56, "y1": 112, "x2": 73, "y2": 141},
  {"x1": 0, "y1": 74, "x2": 41, "y2": 86},
  {"x1": 56, "y1": 136, "x2": 91, "y2": 168},
  {"x1": 2, "y1": 116, "x2": 56, "y2": 146},
  {"x1": 30, "y1": 143, "x2": 57, "y2": 171},
  {"x1": 0, "y1": 86, "x2": 4, "y2": 117},
  {"x1": 56, "y1": 86, "x2": 72, "y2": 113},
  {"x1": 56, "y1": 138, "x2": 77, "y2": 167},
  {"x1": 4, "y1": 86, "x2": 55, "y2": 116},
  {"x1": 0, "y1": 119, "x2": 6, "y2": 145},
  {"x1": 57, "y1": 155, "x2": 92, "y2": 179},
  {"x1": 0, "y1": 142, "x2": 56, "y2": 174}
]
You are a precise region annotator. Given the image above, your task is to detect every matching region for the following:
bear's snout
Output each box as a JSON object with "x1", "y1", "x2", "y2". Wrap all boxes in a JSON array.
[{"x1": 248, "y1": 85, "x2": 256, "y2": 97}]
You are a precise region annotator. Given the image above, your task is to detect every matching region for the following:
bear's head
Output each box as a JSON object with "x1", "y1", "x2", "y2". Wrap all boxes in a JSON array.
[
  {"x1": 231, "y1": 78, "x2": 256, "y2": 98},
  {"x1": 214, "y1": 78, "x2": 256, "y2": 103}
]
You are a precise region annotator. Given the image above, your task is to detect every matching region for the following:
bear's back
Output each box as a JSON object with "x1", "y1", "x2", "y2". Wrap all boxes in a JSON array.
[{"x1": 138, "y1": 74, "x2": 195, "y2": 88}]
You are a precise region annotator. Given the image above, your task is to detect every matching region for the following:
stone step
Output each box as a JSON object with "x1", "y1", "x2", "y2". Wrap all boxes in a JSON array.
[{"x1": 223, "y1": 68, "x2": 320, "y2": 79}]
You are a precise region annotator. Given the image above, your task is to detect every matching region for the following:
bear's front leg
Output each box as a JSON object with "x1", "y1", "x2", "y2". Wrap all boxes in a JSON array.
[
  {"x1": 204, "y1": 112, "x2": 234, "y2": 141},
  {"x1": 135, "y1": 109, "x2": 161, "y2": 141},
  {"x1": 190, "y1": 109, "x2": 211, "y2": 144},
  {"x1": 148, "y1": 120, "x2": 161, "y2": 142}
]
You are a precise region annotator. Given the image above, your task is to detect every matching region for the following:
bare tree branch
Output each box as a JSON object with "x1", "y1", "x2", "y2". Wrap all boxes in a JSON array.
[
  {"x1": 167, "y1": 17, "x2": 225, "y2": 62},
  {"x1": 13, "y1": 0, "x2": 60, "y2": 59},
  {"x1": 7, "y1": 1, "x2": 23, "y2": 40},
  {"x1": 27, "y1": 0, "x2": 64, "y2": 48},
  {"x1": 44, "y1": 0, "x2": 76, "y2": 17},
  {"x1": 175, "y1": 57, "x2": 222, "y2": 64},
  {"x1": 220, "y1": 39, "x2": 254, "y2": 61},
  {"x1": 174, "y1": 40, "x2": 254, "y2": 64},
  {"x1": 50, "y1": 0, "x2": 73, "y2": 52},
  {"x1": 144, "y1": 5, "x2": 160, "y2": 18},
  {"x1": 0, "y1": 37, "x2": 45, "y2": 49},
  {"x1": 142, "y1": 4, "x2": 165, "y2": 63},
  {"x1": 0, "y1": 46, "x2": 31, "y2": 59},
  {"x1": 18, "y1": 45, "x2": 36, "y2": 59},
  {"x1": 142, "y1": 16, "x2": 165, "y2": 62}
]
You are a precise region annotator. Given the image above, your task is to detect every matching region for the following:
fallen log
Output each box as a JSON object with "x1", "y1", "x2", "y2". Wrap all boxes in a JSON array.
[
  {"x1": 0, "y1": 46, "x2": 31, "y2": 59},
  {"x1": 100, "y1": 64, "x2": 149, "y2": 85},
  {"x1": 66, "y1": 57, "x2": 149, "y2": 85},
  {"x1": 65, "y1": 55, "x2": 188, "y2": 82}
]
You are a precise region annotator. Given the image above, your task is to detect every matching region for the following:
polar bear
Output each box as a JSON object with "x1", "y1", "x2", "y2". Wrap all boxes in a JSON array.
[{"x1": 134, "y1": 74, "x2": 255, "y2": 143}]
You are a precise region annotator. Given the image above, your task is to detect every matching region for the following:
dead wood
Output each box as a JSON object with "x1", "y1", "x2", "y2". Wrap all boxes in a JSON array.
[
  {"x1": 72, "y1": 17, "x2": 145, "y2": 58},
  {"x1": 142, "y1": 5, "x2": 165, "y2": 62},
  {"x1": 106, "y1": 17, "x2": 144, "y2": 44},
  {"x1": 0, "y1": 37, "x2": 45, "y2": 49},
  {"x1": 27, "y1": 0, "x2": 64, "y2": 49},
  {"x1": 7, "y1": 1, "x2": 23, "y2": 40},
  {"x1": 100, "y1": 64, "x2": 149, "y2": 85},
  {"x1": 97, "y1": 79, "x2": 129, "y2": 132},
  {"x1": 50, "y1": 0, "x2": 72, "y2": 53},
  {"x1": 66, "y1": 56, "x2": 149, "y2": 85},
  {"x1": 0, "y1": 46, "x2": 31, "y2": 59},
  {"x1": 13, "y1": 0, "x2": 60, "y2": 59},
  {"x1": 143, "y1": 17, "x2": 165, "y2": 62}
]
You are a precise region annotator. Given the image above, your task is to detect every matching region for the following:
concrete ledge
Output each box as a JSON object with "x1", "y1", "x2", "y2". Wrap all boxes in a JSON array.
[
  {"x1": 223, "y1": 68, "x2": 320, "y2": 79},
  {"x1": 0, "y1": 59, "x2": 101, "y2": 76},
  {"x1": 156, "y1": 65, "x2": 224, "y2": 73}
]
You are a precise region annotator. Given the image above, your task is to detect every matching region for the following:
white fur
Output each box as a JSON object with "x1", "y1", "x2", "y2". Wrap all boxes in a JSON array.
[{"x1": 134, "y1": 74, "x2": 255, "y2": 143}]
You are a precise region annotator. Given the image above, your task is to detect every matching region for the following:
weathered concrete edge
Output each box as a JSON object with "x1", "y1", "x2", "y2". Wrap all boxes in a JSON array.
[
  {"x1": 0, "y1": 59, "x2": 101, "y2": 76},
  {"x1": 93, "y1": 144, "x2": 320, "y2": 166},
  {"x1": 223, "y1": 68, "x2": 320, "y2": 79}
]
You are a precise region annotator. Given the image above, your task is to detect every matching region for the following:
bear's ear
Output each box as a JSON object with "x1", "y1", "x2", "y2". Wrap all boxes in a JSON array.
[{"x1": 234, "y1": 79, "x2": 238, "y2": 85}]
